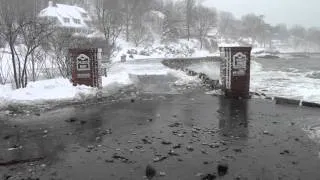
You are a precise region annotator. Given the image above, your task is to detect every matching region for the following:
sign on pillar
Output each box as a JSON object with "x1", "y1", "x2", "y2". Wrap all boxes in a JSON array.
[
  {"x1": 69, "y1": 48, "x2": 102, "y2": 89},
  {"x1": 219, "y1": 46, "x2": 252, "y2": 99}
]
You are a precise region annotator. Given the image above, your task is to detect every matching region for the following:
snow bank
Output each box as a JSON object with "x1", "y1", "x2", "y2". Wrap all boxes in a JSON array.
[
  {"x1": 102, "y1": 63, "x2": 133, "y2": 87},
  {"x1": 187, "y1": 62, "x2": 220, "y2": 80},
  {"x1": 217, "y1": 37, "x2": 243, "y2": 47},
  {"x1": 0, "y1": 62, "x2": 135, "y2": 108},
  {"x1": 0, "y1": 78, "x2": 95, "y2": 104},
  {"x1": 218, "y1": 42, "x2": 242, "y2": 47},
  {"x1": 167, "y1": 69, "x2": 201, "y2": 86},
  {"x1": 0, "y1": 58, "x2": 202, "y2": 109},
  {"x1": 191, "y1": 49, "x2": 212, "y2": 58}
]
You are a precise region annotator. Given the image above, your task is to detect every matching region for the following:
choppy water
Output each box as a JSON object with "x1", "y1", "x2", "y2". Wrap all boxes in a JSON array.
[
  {"x1": 188, "y1": 56, "x2": 320, "y2": 103},
  {"x1": 188, "y1": 56, "x2": 320, "y2": 145},
  {"x1": 252, "y1": 57, "x2": 320, "y2": 103}
]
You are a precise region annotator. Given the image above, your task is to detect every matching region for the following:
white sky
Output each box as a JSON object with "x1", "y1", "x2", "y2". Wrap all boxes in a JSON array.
[{"x1": 202, "y1": 0, "x2": 320, "y2": 28}]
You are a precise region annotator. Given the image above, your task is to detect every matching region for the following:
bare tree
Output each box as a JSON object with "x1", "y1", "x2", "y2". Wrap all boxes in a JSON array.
[
  {"x1": 306, "y1": 27, "x2": 320, "y2": 44},
  {"x1": 19, "y1": 20, "x2": 54, "y2": 87},
  {"x1": 185, "y1": 0, "x2": 195, "y2": 41},
  {"x1": 0, "y1": 50, "x2": 11, "y2": 85},
  {"x1": 27, "y1": 48, "x2": 50, "y2": 81},
  {"x1": 95, "y1": 0, "x2": 124, "y2": 59},
  {"x1": 290, "y1": 25, "x2": 306, "y2": 39},
  {"x1": 122, "y1": 0, "x2": 152, "y2": 43},
  {"x1": 290, "y1": 25, "x2": 307, "y2": 48},
  {"x1": 258, "y1": 23, "x2": 272, "y2": 48},
  {"x1": 123, "y1": 0, "x2": 139, "y2": 42},
  {"x1": 0, "y1": 0, "x2": 24, "y2": 88},
  {"x1": 272, "y1": 23, "x2": 289, "y2": 41},
  {"x1": 45, "y1": 31, "x2": 74, "y2": 78},
  {"x1": 131, "y1": 25, "x2": 153, "y2": 47},
  {"x1": 0, "y1": 0, "x2": 54, "y2": 88},
  {"x1": 241, "y1": 14, "x2": 266, "y2": 45},
  {"x1": 218, "y1": 11, "x2": 236, "y2": 36},
  {"x1": 161, "y1": 1, "x2": 184, "y2": 42},
  {"x1": 194, "y1": 6, "x2": 217, "y2": 49}
]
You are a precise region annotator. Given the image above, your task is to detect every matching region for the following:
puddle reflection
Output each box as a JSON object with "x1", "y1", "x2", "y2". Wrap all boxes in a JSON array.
[
  {"x1": 218, "y1": 97, "x2": 249, "y2": 138},
  {"x1": 0, "y1": 106, "x2": 108, "y2": 165}
]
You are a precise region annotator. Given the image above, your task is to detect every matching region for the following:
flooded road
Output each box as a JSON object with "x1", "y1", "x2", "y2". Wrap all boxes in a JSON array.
[{"x1": 1, "y1": 59, "x2": 320, "y2": 180}]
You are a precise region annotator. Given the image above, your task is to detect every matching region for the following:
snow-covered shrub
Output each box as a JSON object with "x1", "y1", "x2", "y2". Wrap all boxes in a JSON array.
[
  {"x1": 127, "y1": 49, "x2": 138, "y2": 55},
  {"x1": 139, "y1": 50, "x2": 151, "y2": 56}
]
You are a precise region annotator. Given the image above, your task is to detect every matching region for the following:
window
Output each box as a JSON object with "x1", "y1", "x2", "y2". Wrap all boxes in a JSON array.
[
  {"x1": 63, "y1": 18, "x2": 70, "y2": 23},
  {"x1": 46, "y1": 16, "x2": 58, "y2": 24},
  {"x1": 73, "y1": 18, "x2": 81, "y2": 24},
  {"x1": 84, "y1": 21, "x2": 92, "y2": 27},
  {"x1": 81, "y1": 13, "x2": 88, "y2": 18}
]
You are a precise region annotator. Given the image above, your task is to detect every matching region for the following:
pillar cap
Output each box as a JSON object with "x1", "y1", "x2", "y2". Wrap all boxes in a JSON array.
[{"x1": 219, "y1": 46, "x2": 252, "y2": 51}]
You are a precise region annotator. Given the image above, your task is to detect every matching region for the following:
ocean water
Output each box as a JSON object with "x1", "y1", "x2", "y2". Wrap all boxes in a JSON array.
[
  {"x1": 188, "y1": 57, "x2": 320, "y2": 103},
  {"x1": 252, "y1": 57, "x2": 320, "y2": 103},
  {"x1": 188, "y1": 57, "x2": 320, "y2": 145}
]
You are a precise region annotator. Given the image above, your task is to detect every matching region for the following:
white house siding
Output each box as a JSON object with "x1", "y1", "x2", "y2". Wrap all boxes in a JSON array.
[{"x1": 39, "y1": 1, "x2": 92, "y2": 33}]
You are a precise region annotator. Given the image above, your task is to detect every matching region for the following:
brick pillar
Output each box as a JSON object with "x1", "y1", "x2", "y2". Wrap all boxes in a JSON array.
[{"x1": 219, "y1": 47, "x2": 252, "y2": 99}]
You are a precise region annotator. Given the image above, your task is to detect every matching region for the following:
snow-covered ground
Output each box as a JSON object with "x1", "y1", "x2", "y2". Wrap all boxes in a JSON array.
[
  {"x1": 0, "y1": 62, "x2": 133, "y2": 109},
  {"x1": 188, "y1": 62, "x2": 220, "y2": 80},
  {"x1": 0, "y1": 58, "x2": 201, "y2": 109},
  {"x1": 2, "y1": 34, "x2": 320, "y2": 109},
  {"x1": 0, "y1": 37, "x2": 210, "y2": 109},
  {"x1": 112, "y1": 38, "x2": 214, "y2": 62}
]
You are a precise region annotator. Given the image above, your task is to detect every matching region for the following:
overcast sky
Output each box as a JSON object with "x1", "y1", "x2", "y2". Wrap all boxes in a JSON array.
[{"x1": 203, "y1": 0, "x2": 319, "y2": 28}]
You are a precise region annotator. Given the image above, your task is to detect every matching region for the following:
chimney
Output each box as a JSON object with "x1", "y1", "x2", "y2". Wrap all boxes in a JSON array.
[{"x1": 48, "y1": 0, "x2": 57, "y2": 7}]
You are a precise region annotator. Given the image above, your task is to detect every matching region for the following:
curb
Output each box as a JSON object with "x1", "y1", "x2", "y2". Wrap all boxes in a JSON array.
[
  {"x1": 275, "y1": 97, "x2": 301, "y2": 105},
  {"x1": 301, "y1": 101, "x2": 320, "y2": 108},
  {"x1": 274, "y1": 97, "x2": 320, "y2": 108}
]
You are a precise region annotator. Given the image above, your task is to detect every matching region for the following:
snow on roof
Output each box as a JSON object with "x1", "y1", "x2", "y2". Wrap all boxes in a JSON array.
[
  {"x1": 150, "y1": 10, "x2": 166, "y2": 19},
  {"x1": 207, "y1": 28, "x2": 218, "y2": 36},
  {"x1": 39, "y1": 2, "x2": 91, "y2": 29}
]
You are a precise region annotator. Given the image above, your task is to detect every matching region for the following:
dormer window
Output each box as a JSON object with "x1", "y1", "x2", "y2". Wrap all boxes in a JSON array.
[
  {"x1": 63, "y1": 18, "x2": 70, "y2": 23},
  {"x1": 73, "y1": 18, "x2": 81, "y2": 24}
]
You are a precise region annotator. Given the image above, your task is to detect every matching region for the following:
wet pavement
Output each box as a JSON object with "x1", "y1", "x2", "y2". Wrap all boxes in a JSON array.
[{"x1": 0, "y1": 60, "x2": 320, "y2": 180}]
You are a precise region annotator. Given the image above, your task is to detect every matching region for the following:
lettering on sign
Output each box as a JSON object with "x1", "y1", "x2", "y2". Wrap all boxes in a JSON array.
[
  {"x1": 220, "y1": 48, "x2": 225, "y2": 58},
  {"x1": 226, "y1": 48, "x2": 232, "y2": 89},
  {"x1": 232, "y1": 52, "x2": 247, "y2": 76},
  {"x1": 77, "y1": 73, "x2": 90, "y2": 78},
  {"x1": 77, "y1": 54, "x2": 90, "y2": 71}
]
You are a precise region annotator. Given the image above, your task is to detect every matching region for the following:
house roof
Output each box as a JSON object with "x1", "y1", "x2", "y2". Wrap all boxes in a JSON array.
[
  {"x1": 39, "y1": 3, "x2": 91, "y2": 29},
  {"x1": 150, "y1": 10, "x2": 166, "y2": 20}
]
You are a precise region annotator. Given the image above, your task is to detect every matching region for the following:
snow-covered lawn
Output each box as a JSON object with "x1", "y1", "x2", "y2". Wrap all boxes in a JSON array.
[
  {"x1": 0, "y1": 78, "x2": 94, "y2": 102},
  {"x1": 0, "y1": 38, "x2": 212, "y2": 110},
  {"x1": 0, "y1": 63, "x2": 135, "y2": 109}
]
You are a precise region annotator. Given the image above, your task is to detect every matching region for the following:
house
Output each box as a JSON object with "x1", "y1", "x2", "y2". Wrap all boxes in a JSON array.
[{"x1": 38, "y1": 1, "x2": 93, "y2": 34}]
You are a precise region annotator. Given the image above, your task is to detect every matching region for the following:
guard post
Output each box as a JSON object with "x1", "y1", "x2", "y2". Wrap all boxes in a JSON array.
[
  {"x1": 69, "y1": 48, "x2": 102, "y2": 89},
  {"x1": 219, "y1": 46, "x2": 252, "y2": 99}
]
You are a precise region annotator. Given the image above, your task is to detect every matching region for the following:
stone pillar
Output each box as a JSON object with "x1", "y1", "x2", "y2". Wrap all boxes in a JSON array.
[
  {"x1": 69, "y1": 48, "x2": 102, "y2": 89},
  {"x1": 219, "y1": 47, "x2": 252, "y2": 99}
]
